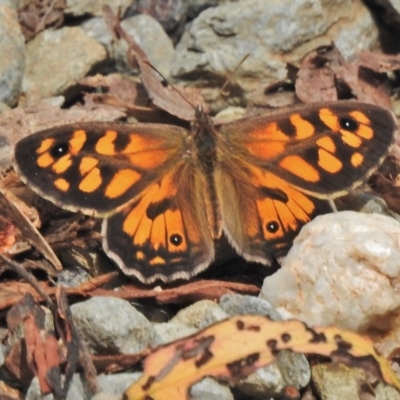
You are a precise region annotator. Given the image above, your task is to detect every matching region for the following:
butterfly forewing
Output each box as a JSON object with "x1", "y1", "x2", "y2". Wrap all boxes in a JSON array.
[
  {"x1": 14, "y1": 122, "x2": 189, "y2": 217},
  {"x1": 220, "y1": 101, "x2": 397, "y2": 198}
]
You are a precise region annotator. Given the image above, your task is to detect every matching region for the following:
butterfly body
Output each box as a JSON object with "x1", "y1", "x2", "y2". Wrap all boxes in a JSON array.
[{"x1": 13, "y1": 101, "x2": 397, "y2": 283}]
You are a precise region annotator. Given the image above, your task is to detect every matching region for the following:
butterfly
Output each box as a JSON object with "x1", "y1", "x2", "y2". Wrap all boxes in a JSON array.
[{"x1": 13, "y1": 101, "x2": 397, "y2": 283}]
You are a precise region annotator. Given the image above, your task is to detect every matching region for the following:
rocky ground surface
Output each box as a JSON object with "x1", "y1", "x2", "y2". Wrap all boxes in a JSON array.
[{"x1": 1, "y1": 0, "x2": 400, "y2": 399}]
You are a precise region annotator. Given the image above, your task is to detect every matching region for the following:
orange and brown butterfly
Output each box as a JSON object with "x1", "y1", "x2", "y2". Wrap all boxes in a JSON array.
[{"x1": 13, "y1": 101, "x2": 397, "y2": 283}]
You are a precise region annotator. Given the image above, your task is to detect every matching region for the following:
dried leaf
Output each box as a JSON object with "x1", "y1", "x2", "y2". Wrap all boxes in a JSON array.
[
  {"x1": 103, "y1": 5, "x2": 204, "y2": 121},
  {"x1": 125, "y1": 315, "x2": 400, "y2": 399},
  {"x1": 296, "y1": 44, "x2": 400, "y2": 107},
  {"x1": 18, "y1": 0, "x2": 66, "y2": 41},
  {"x1": 0, "y1": 188, "x2": 62, "y2": 271},
  {"x1": 0, "y1": 104, "x2": 125, "y2": 171}
]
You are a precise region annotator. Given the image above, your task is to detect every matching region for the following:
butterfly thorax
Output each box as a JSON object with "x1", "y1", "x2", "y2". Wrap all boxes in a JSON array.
[
  {"x1": 190, "y1": 106, "x2": 222, "y2": 239},
  {"x1": 191, "y1": 106, "x2": 219, "y2": 174}
]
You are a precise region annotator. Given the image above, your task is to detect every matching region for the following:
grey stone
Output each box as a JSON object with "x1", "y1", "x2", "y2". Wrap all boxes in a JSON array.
[
  {"x1": 65, "y1": 0, "x2": 133, "y2": 17},
  {"x1": 0, "y1": 6, "x2": 25, "y2": 106},
  {"x1": 81, "y1": 14, "x2": 174, "y2": 76},
  {"x1": 57, "y1": 266, "x2": 92, "y2": 288},
  {"x1": 0, "y1": 344, "x2": 7, "y2": 367},
  {"x1": 219, "y1": 294, "x2": 281, "y2": 320},
  {"x1": 312, "y1": 363, "x2": 379, "y2": 400},
  {"x1": 22, "y1": 27, "x2": 107, "y2": 105},
  {"x1": 0, "y1": 101, "x2": 10, "y2": 114},
  {"x1": 27, "y1": 372, "x2": 142, "y2": 400},
  {"x1": 190, "y1": 377, "x2": 233, "y2": 400},
  {"x1": 153, "y1": 321, "x2": 198, "y2": 346},
  {"x1": 26, "y1": 375, "x2": 85, "y2": 400},
  {"x1": 172, "y1": 0, "x2": 380, "y2": 97},
  {"x1": 171, "y1": 300, "x2": 228, "y2": 330},
  {"x1": 124, "y1": 0, "x2": 188, "y2": 34},
  {"x1": 237, "y1": 351, "x2": 310, "y2": 398},
  {"x1": 187, "y1": 0, "x2": 222, "y2": 19},
  {"x1": 71, "y1": 296, "x2": 155, "y2": 354},
  {"x1": 93, "y1": 372, "x2": 142, "y2": 399}
]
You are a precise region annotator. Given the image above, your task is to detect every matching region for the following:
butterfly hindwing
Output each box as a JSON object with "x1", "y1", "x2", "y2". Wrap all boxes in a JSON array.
[
  {"x1": 216, "y1": 159, "x2": 332, "y2": 264},
  {"x1": 103, "y1": 162, "x2": 214, "y2": 283}
]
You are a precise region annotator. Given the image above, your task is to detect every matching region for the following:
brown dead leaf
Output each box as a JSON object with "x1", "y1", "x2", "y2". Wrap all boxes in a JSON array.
[
  {"x1": 6, "y1": 294, "x2": 62, "y2": 394},
  {"x1": 125, "y1": 315, "x2": 400, "y2": 399},
  {"x1": 90, "y1": 279, "x2": 260, "y2": 304},
  {"x1": 246, "y1": 80, "x2": 298, "y2": 114},
  {"x1": 0, "y1": 188, "x2": 62, "y2": 271},
  {"x1": 0, "y1": 273, "x2": 258, "y2": 312},
  {"x1": 103, "y1": 5, "x2": 205, "y2": 121},
  {"x1": 79, "y1": 73, "x2": 149, "y2": 108},
  {"x1": 0, "y1": 380, "x2": 24, "y2": 400},
  {"x1": 0, "y1": 104, "x2": 125, "y2": 171},
  {"x1": 296, "y1": 46, "x2": 338, "y2": 102},
  {"x1": 296, "y1": 44, "x2": 400, "y2": 107},
  {"x1": 18, "y1": 0, "x2": 66, "y2": 41},
  {"x1": 369, "y1": 155, "x2": 400, "y2": 214}
]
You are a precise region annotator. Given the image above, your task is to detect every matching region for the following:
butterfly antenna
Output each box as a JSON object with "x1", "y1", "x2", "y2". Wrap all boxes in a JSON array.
[
  {"x1": 143, "y1": 60, "x2": 197, "y2": 111},
  {"x1": 220, "y1": 53, "x2": 250, "y2": 96}
]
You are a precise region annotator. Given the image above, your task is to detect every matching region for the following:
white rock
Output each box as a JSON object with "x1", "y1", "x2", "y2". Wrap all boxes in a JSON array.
[{"x1": 260, "y1": 211, "x2": 400, "y2": 331}]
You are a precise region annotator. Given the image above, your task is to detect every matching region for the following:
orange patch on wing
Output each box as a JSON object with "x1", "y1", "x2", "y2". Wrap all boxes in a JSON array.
[
  {"x1": 351, "y1": 152, "x2": 364, "y2": 167},
  {"x1": 95, "y1": 130, "x2": 117, "y2": 155},
  {"x1": 245, "y1": 142, "x2": 286, "y2": 160},
  {"x1": 54, "y1": 178, "x2": 69, "y2": 192},
  {"x1": 122, "y1": 134, "x2": 165, "y2": 154},
  {"x1": 341, "y1": 131, "x2": 362, "y2": 148},
  {"x1": 355, "y1": 125, "x2": 373, "y2": 140},
  {"x1": 37, "y1": 138, "x2": 55, "y2": 154},
  {"x1": 69, "y1": 130, "x2": 87, "y2": 155},
  {"x1": 318, "y1": 108, "x2": 338, "y2": 131},
  {"x1": 105, "y1": 169, "x2": 141, "y2": 199},
  {"x1": 165, "y1": 209, "x2": 186, "y2": 252},
  {"x1": 79, "y1": 157, "x2": 99, "y2": 175},
  {"x1": 128, "y1": 150, "x2": 171, "y2": 169},
  {"x1": 149, "y1": 256, "x2": 166, "y2": 266},
  {"x1": 290, "y1": 114, "x2": 314, "y2": 139},
  {"x1": 318, "y1": 149, "x2": 342, "y2": 173},
  {"x1": 134, "y1": 216, "x2": 153, "y2": 246},
  {"x1": 316, "y1": 136, "x2": 336, "y2": 153},
  {"x1": 79, "y1": 168, "x2": 102, "y2": 193},
  {"x1": 123, "y1": 185, "x2": 159, "y2": 236},
  {"x1": 52, "y1": 155, "x2": 72, "y2": 174},
  {"x1": 37, "y1": 153, "x2": 54, "y2": 168},
  {"x1": 150, "y1": 214, "x2": 166, "y2": 251},
  {"x1": 350, "y1": 110, "x2": 370, "y2": 125},
  {"x1": 280, "y1": 155, "x2": 320, "y2": 182},
  {"x1": 249, "y1": 122, "x2": 289, "y2": 142},
  {"x1": 247, "y1": 166, "x2": 315, "y2": 240}
]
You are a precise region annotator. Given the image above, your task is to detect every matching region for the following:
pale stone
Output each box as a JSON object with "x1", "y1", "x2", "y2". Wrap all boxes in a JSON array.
[{"x1": 260, "y1": 211, "x2": 400, "y2": 332}]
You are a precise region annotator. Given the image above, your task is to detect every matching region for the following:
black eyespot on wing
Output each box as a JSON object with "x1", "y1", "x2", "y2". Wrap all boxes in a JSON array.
[
  {"x1": 50, "y1": 142, "x2": 69, "y2": 158},
  {"x1": 339, "y1": 116, "x2": 358, "y2": 131},
  {"x1": 266, "y1": 221, "x2": 280, "y2": 233},
  {"x1": 170, "y1": 234, "x2": 183, "y2": 246}
]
